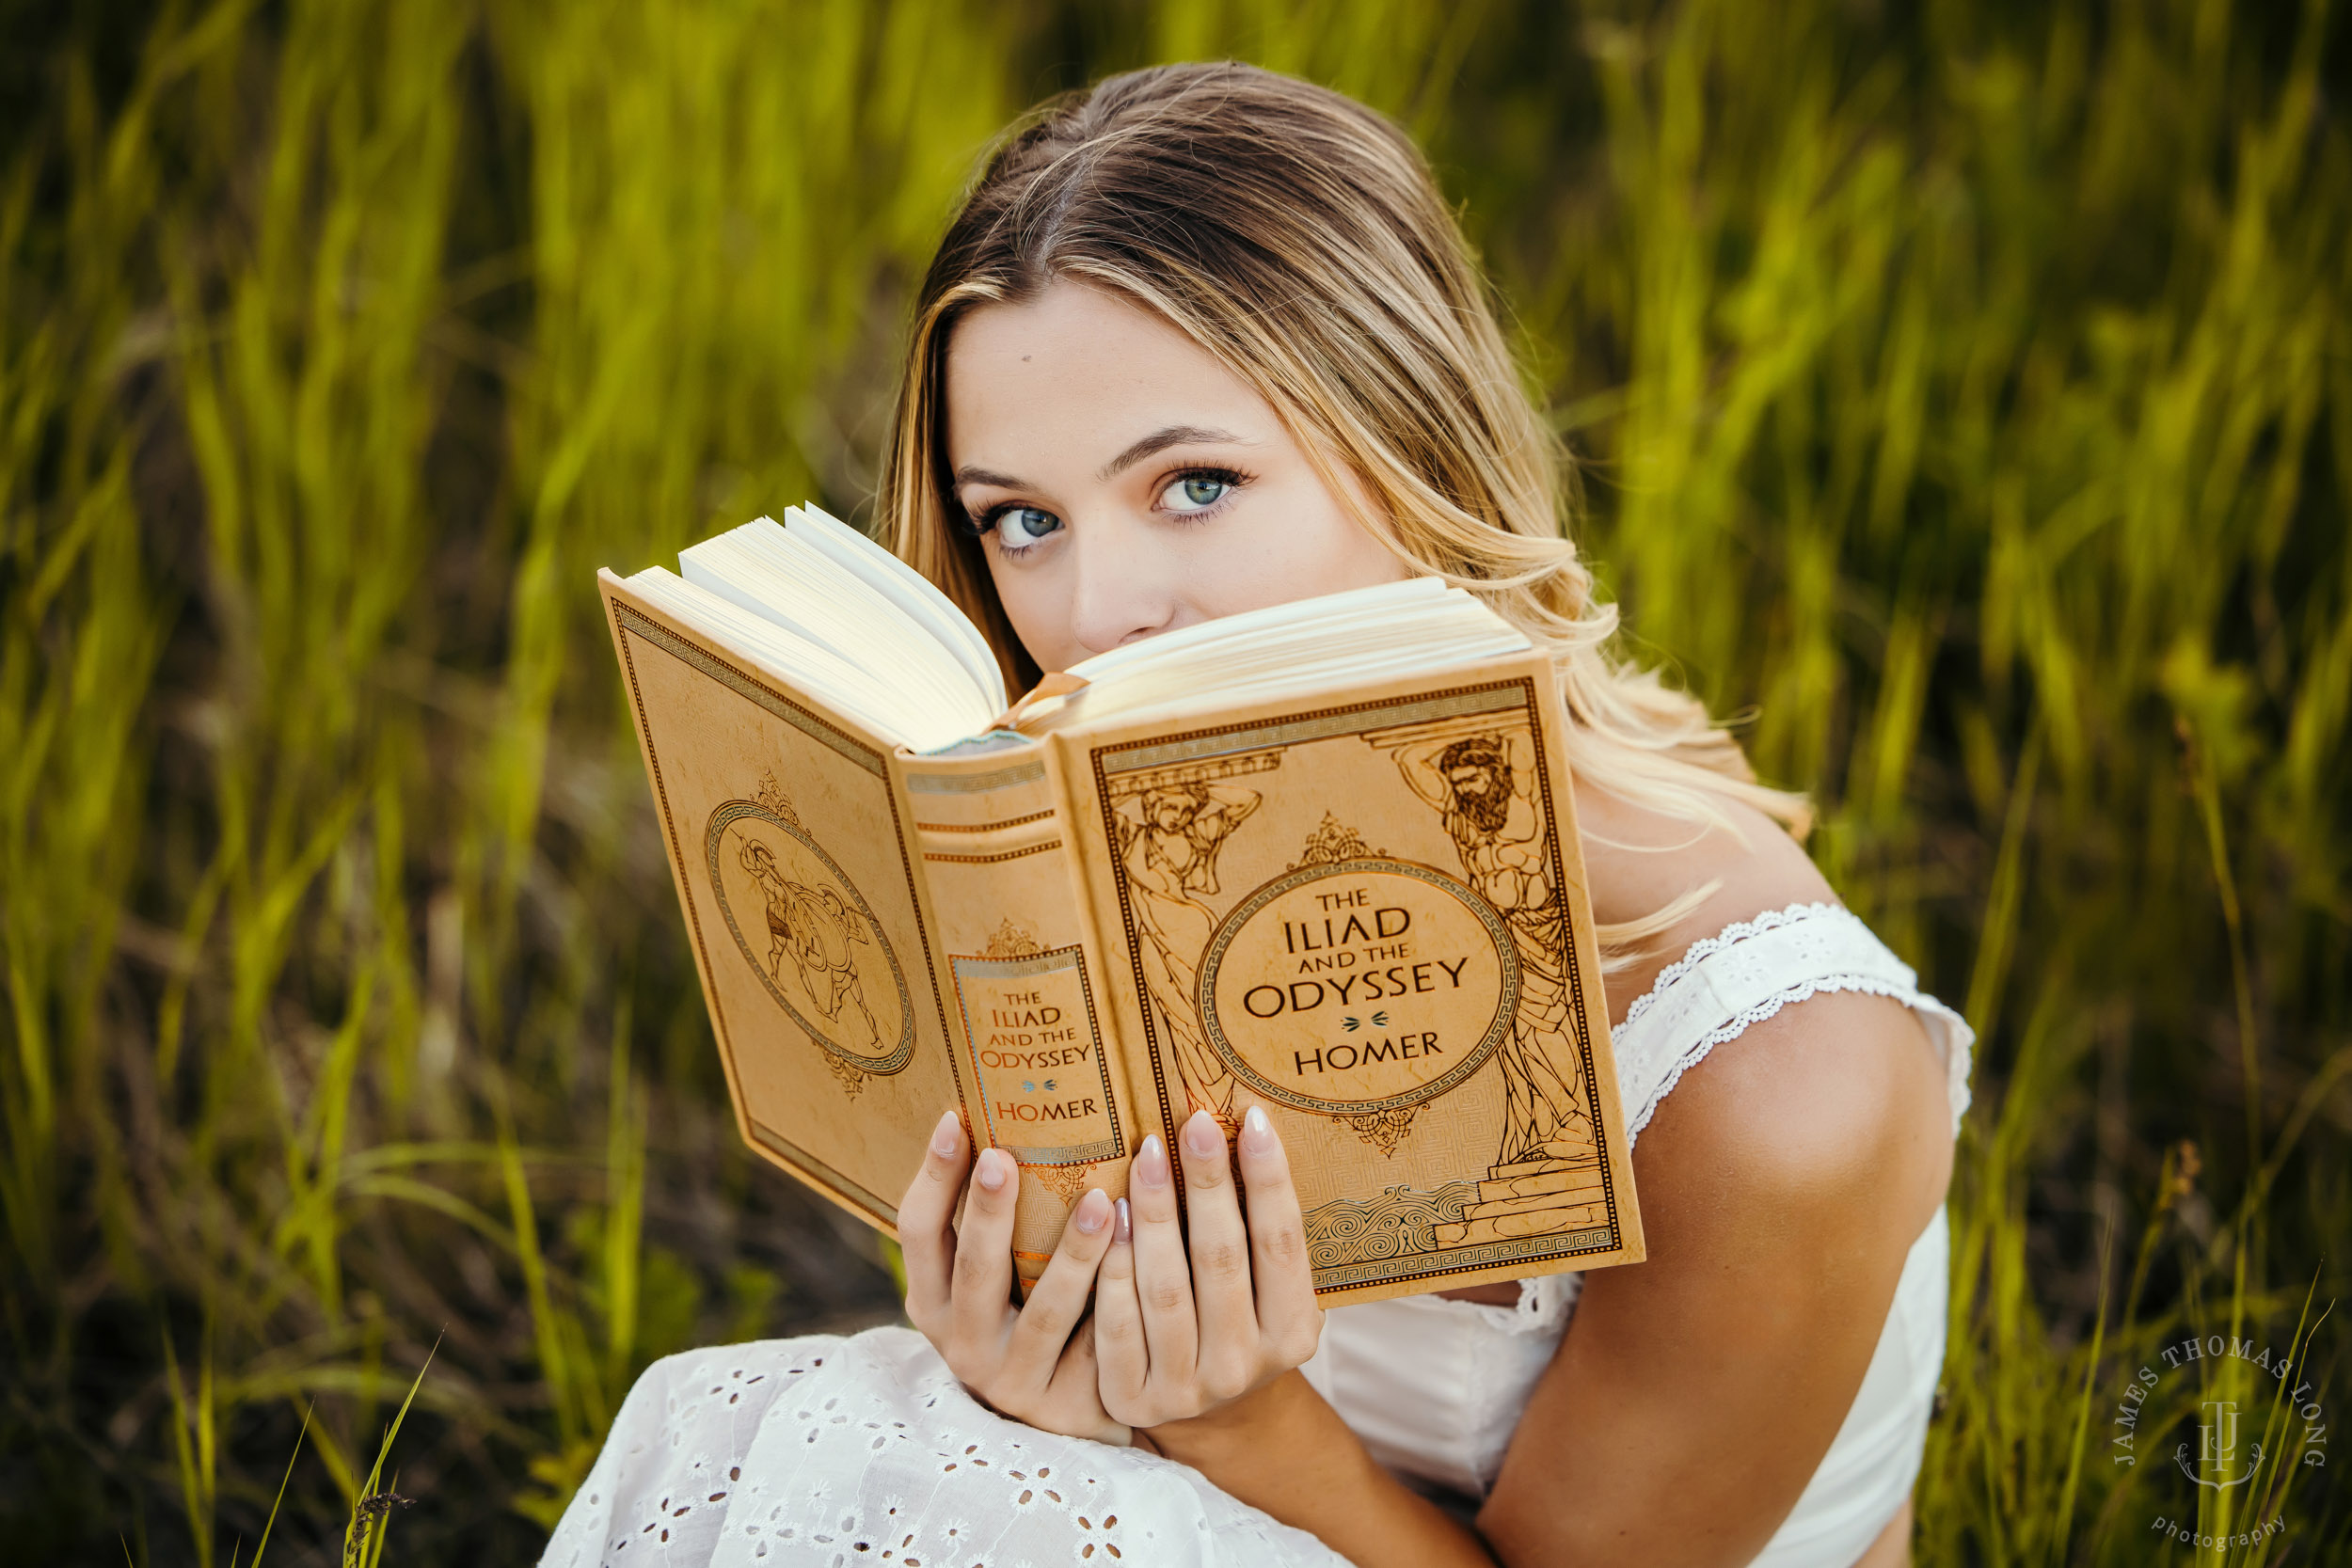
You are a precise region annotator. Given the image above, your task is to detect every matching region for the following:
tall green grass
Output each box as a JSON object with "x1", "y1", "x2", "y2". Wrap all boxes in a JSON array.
[{"x1": 2, "y1": 1, "x2": 2344, "y2": 1561}]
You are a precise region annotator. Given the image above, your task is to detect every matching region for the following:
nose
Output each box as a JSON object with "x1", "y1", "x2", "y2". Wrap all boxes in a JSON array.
[{"x1": 1066, "y1": 527, "x2": 1180, "y2": 658}]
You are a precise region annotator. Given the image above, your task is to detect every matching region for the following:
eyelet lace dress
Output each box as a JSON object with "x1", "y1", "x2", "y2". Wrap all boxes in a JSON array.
[{"x1": 542, "y1": 902, "x2": 1972, "y2": 1568}]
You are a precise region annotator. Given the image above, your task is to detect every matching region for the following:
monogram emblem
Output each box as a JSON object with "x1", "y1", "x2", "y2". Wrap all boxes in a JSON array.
[{"x1": 2175, "y1": 1400, "x2": 2264, "y2": 1490}]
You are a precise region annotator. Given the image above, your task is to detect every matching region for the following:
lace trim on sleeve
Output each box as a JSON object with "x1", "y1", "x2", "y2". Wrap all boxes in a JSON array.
[
  {"x1": 1611, "y1": 902, "x2": 1975, "y2": 1147},
  {"x1": 1625, "y1": 975, "x2": 1972, "y2": 1141},
  {"x1": 1617, "y1": 900, "x2": 1847, "y2": 1034}
]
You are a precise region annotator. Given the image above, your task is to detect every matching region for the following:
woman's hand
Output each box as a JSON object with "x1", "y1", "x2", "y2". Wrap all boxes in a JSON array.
[
  {"x1": 898, "y1": 1109, "x2": 1127, "y2": 1444},
  {"x1": 1095, "y1": 1106, "x2": 1323, "y2": 1431}
]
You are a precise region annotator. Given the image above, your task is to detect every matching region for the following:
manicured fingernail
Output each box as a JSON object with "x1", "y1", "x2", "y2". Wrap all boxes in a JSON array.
[
  {"x1": 1241, "y1": 1104, "x2": 1275, "y2": 1155},
  {"x1": 1183, "y1": 1110, "x2": 1223, "y2": 1159},
  {"x1": 975, "y1": 1148, "x2": 1009, "y2": 1192},
  {"x1": 930, "y1": 1111, "x2": 961, "y2": 1158},
  {"x1": 1114, "y1": 1197, "x2": 1132, "y2": 1244},
  {"x1": 1072, "y1": 1188, "x2": 1109, "y2": 1234},
  {"x1": 1136, "y1": 1134, "x2": 1169, "y2": 1188}
]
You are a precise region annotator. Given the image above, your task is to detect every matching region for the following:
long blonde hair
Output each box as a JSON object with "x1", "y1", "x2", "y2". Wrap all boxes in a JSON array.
[{"x1": 881, "y1": 62, "x2": 1807, "y2": 939}]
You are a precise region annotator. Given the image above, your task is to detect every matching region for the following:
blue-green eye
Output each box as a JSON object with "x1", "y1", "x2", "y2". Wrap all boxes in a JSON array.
[
  {"x1": 990, "y1": 505, "x2": 1062, "y2": 548},
  {"x1": 1163, "y1": 473, "x2": 1233, "y2": 513}
]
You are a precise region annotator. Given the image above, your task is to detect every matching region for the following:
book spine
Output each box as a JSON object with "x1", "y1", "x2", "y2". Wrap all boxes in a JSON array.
[{"x1": 894, "y1": 747, "x2": 1135, "y2": 1291}]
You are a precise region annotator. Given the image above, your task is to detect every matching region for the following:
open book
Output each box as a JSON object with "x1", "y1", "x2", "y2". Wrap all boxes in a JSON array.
[{"x1": 601, "y1": 506, "x2": 1642, "y2": 1306}]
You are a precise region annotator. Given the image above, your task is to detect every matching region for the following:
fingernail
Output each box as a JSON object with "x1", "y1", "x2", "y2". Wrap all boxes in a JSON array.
[
  {"x1": 930, "y1": 1111, "x2": 961, "y2": 1158},
  {"x1": 1183, "y1": 1110, "x2": 1223, "y2": 1159},
  {"x1": 1241, "y1": 1104, "x2": 1275, "y2": 1155},
  {"x1": 975, "y1": 1148, "x2": 1009, "y2": 1192},
  {"x1": 1072, "y1": 1188, "x2": 1109, "y2": 1234},
  {"x1": 1114, "y1": 1197, "x2": 1132, "y2": 1244},
  {"x1": 1136, "y1": 1134, "x2": 1169, "y2": 1188}
]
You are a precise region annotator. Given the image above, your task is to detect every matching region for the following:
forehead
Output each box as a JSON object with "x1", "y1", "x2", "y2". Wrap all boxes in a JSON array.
[{"x1": 945, "y1": 282, "x2": 1279, "y2": 467}]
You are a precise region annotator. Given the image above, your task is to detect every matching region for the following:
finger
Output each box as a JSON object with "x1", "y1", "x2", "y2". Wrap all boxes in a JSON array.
[
  {"x1": 947, "y1": 1147, "x2": 1020, "y2": 1359},
  {"x1": 898, "y1": 1110, "x2": 970, "y2": 1331},
  {"x1": 1050, "y1": 1309, "x2": 1129, "y2": 1446},
  {"x1": 1001, "y1": 1187, "x2": 1116, "y2": 1392},
  {"x1": 1125, "y1": 1132, "x2": 1199, "y2": 1383},
  {"x1": 1176, "y1": 1109, "x2": 1257, "y2": 1395},
  {"x1": 1092, "y1": 1197, "x2": 1149, "y2": 1415},
  {"x1": 1237, "y1": 1104, "x2": 1323, "y2": 1366}
]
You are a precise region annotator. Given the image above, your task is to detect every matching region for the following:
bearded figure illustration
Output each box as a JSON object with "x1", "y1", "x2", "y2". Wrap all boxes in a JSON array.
[
  {"x1": 1386, "y1": 728, "x2": 1600, "y2": 1194},
  {"x1": 738, "y1": 837, "x2": 880, "y2": 1051},
  {"x1": 1111, "y1": 778, "x2": 1263, "y2": 1121}
]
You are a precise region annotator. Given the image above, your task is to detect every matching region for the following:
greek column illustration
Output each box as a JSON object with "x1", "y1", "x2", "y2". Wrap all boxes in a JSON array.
[
  {"x1": 1373, "y1": 722, "x2": 1608, "y2": 1245},
  {"x1": 1110, "y1": 766, "x2": 1266, "y2": 1121}
]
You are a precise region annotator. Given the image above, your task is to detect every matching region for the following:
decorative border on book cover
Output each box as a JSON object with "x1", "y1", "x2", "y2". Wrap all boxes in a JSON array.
[
  {"x1": 949, "y1": 943, "x2": 1122, "y2": 1168},
  {"x1": 1088, "y1": 674, "x2": 1629, "y2": 1290},
  {"x1": 905, "y1": 759, "x2": 1047, "y2": 793},
  {"x1": 706, "y1": 797, "x2": 917, "y2": 1079},
  {"x1": 1196, "y1": 857, "x2": 1520, "y2": 1116}
]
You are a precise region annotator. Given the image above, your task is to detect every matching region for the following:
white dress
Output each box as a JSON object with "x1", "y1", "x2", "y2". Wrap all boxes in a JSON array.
[{"x1": 543, "y1": 902, "x2": 1973, "y2": 1568}]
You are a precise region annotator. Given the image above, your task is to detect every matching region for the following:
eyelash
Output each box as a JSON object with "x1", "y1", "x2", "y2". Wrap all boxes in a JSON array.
[
  {"x1": 966, "y1": 501, "x2": 1055, "y2": 553},
  {"x1": 965, "y1": 466, "x2": 1253, "y2": 559},
  {"x1": 1161, "y1": 466, "x2": 1248, "y2": 517}
]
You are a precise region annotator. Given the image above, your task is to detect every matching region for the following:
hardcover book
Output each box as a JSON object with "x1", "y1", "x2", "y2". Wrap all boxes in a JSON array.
[{"x1": 600, "y1": 506, "x2": 1644, "y2": 1306}]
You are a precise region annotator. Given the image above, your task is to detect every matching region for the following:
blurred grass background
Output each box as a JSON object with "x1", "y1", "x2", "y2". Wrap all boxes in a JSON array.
[{"x1": 2, "y1": 0, "x2": 2346, "y2": 1561}]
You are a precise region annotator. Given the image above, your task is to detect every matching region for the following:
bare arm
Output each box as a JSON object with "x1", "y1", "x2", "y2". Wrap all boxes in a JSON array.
[
  {"x1": 1149, "y1": 990, "x2": 1951, "y2": 1566},
  {"x1": 899, "y1": 774, "x2": 1955, "y2": 1566},
  {"x1": 1387, "y1": 738, "x2": 1452, "y2": 809},
  {"x1": 1506, "y1": 727, "x2": 1536, "y2": 784},
  {"x1": 1108, "y1": 1112, "x2": 1495, "y2": 1567},
  {"x1": 1200, "y1": 782, "x2": 1263, "y2": 826},
  {"x1": 1478, "y1": 990, "x2": 1952, "y2": 1565},
  {"x1": 1112, "y1": 793, "x2": 1148, "y2": 850},
  {"x1": 897, "y1": 979, "x2": 1951, "y2": 1566},
  {"x1": 1141, "y1": 1372, "x2": 1499, "y2": 1566}
]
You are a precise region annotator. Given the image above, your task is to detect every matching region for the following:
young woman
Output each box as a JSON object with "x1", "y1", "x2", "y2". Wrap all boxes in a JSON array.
[{"x1": 546, "y1": 62, "x2": 1972, "y2": 1568}]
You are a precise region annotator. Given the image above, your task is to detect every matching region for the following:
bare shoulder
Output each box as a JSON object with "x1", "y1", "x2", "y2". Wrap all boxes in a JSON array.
[
  {"x1": 1570, "y1": 781, "x2": 1952, "y2": 1253},
  {"x1": 1571, "y1": 779, "x2": 1833, "y2": 1017},
  {"x1": 1478, "y1": 782, "x2": 1954, "y2": 1565},
  {"x1": 1636, "y1": 990, "x2": 1952, "y2": 1251}
]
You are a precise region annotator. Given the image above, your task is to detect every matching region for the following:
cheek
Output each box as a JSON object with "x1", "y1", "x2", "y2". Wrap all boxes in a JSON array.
[
  {"x1": 1200, "y1": 473, "x2": 1402, "y2": 607},
  {"x1": 983, "y1": 547, "x2": 1112, "y2": 676},
  {"x1": 983, "y1": 556, "x2": 1062, "y2": 660}
]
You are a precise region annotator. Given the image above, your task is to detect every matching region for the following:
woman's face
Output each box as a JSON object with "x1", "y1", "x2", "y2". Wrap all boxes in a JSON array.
[{"x1": 944, "y1": 281, "x2": 1410, "y2": 674}]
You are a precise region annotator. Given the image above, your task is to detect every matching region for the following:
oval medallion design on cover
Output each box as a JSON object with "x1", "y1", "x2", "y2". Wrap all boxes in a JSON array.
[
  {"x1": 1197, "y1": 859, "x2": 1518, "y2": 1117},
  {"x1": 706, "y1": 797, "x2": 914, "y2": 1078}
]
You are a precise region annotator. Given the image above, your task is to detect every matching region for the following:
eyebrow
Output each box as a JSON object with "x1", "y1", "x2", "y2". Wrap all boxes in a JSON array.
[
  {"x1": 951, "y1": 466, "x2": 1026, "y2": 491},
  {"x1": 1097, "y1": 424, "x2": 1250, "y2": 483},
  {"x1": 951, "y1": 425, "x2": 1253, "y2": 496}
]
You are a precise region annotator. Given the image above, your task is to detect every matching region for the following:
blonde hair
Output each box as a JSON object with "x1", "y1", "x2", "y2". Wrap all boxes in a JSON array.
[{"x1": 881, "y1": 63, "x2": 1807, "y2": 944}]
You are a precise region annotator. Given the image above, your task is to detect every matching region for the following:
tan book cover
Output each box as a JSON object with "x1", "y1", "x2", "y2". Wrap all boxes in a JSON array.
[{"x1": 602, "y1": 566, "x2": 1643, "y2": 1307}]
